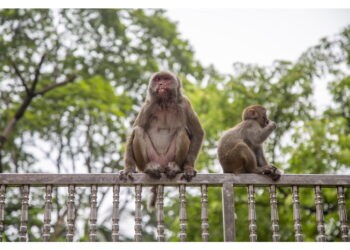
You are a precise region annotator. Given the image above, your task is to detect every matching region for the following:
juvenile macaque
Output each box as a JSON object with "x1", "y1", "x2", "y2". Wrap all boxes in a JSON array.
[
  {"x1": 217, "y1": 105, "x2": 281, "y2": 180},
  {"x1": 120, "y1": 71, "x2": 204, "y2": 209}
]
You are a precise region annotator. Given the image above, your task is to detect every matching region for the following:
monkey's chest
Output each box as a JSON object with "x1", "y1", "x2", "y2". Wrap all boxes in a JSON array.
[{"x1": 147, "y1": 110, "x2": 183, "y2": 154}]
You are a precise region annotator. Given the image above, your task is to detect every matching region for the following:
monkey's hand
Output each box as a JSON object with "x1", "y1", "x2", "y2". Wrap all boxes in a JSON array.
[
  {"x1": 270, "y1": 165, "x2": 281, "y2": 181},
  {"x1": 119, "y1": 167, "x2": 137, "y2": 181},
  {"x1": 268, "y1": 121, "x2": 277, "y2": 130},
  {"x1": 181, "y1": 166, "x2": 197, "y2": 182},
  {"x1": 262, "y1": 165, "x2": 281, "y2": 181},
  {"x1": 261, "y1": 165, "x2": 275, "y2": 175}
]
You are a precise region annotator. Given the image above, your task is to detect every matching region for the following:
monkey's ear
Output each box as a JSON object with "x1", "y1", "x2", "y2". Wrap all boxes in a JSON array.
[
  {"x1": 176, "y1": 76, "x2": 182, "y2": 87},
  {"x1": 243, "y1": 108, "x2": 258, "y2": 120},
  {"x1": 176, "y1": 76, "x2": 183, "y2": 99}
]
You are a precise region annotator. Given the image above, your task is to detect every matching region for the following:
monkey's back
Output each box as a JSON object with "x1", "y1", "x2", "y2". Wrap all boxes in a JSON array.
[{"x1": 217, "y1": 123, "x2": 245, "y2": 165}]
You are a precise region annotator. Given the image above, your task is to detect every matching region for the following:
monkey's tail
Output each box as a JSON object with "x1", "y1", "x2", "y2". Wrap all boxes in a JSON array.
[{"x1": 147, "y1": 185, "x2": 157, "y2": 212}]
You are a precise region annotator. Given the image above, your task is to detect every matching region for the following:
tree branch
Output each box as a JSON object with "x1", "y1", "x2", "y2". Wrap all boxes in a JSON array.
[
  {"x1": 1, "y1": 95, "x2": 33, "y2": 145},
  {"x1": 31, "y1": 53, "x2": 47, "y2": 92},
  {"x1": 0, "y1": 71, "x2": 76, "y2": 173},
  {"x1": 34, "y1": 75, "x2": 76, "y2": 96},
  {"x1": 11, "y1": 62, "x2": 30, "y2": 95}
]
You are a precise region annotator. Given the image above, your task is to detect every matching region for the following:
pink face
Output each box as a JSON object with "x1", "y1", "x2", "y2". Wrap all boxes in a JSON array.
[{"x1": 152, "y1": 73, "x2": 174, "y2": 96}]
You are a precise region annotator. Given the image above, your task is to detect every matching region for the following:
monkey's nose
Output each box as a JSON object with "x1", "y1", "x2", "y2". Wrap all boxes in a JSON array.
[{"x1": 159, "y1": 83, "x2": 167, "y2": 88}]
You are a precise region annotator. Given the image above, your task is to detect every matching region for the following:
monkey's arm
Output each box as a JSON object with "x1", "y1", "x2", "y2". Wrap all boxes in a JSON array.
[
  {"x1": 123, "y1": 129, "x2": 137, "y2": 170},
  {"x1": 120, "y1": 106, "x2": 148, "y2": 180},
  {"x1": 183, "y1": 98, "x2": 205, "y2": 170},
  {"x1": 123, "y1": 106, "x2": 146, "y2": 170},
  {"x1": 119, "y1": 129, "x2": 138, "y2": 180},
  {"x1": 256, "y1": 146, "x2": 268, "y2": 167},
  {"x1": 254, "y1": 121, "x2": 276, "y2": 144}
]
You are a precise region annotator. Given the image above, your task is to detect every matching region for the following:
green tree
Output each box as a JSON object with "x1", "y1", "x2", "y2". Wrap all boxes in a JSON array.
[
  {"x1": 162, "y1": 26, "x2": 350, "y2": 242},
  {"x1": 0, "y1": 9, "x2": 203, "y2": 241},
  {"x1": 0, "y1": 9, "x2": 203, "y2": 173}
]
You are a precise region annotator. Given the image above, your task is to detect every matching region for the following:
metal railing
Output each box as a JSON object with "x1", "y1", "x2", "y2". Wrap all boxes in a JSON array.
[{"x1": 0, "y1": 173, "x2": 349, "y2": 242}]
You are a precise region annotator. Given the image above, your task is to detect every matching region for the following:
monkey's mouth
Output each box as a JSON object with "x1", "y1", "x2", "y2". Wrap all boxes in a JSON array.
[
  {"x1": 264, "y1": 119, "x2": 269, "y2": 126},
  {"x1": 157, "y1": 87, "x2": 168, "y2": 95}
]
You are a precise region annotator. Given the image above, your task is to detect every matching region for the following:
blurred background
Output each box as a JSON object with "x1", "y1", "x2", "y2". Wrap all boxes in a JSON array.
[{"x1": 0, "y1": 9, "x2": 349, "y2": 241}]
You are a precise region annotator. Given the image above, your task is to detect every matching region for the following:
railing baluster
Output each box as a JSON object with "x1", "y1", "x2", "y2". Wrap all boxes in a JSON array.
[
  {"x1": 89, "y1": 185, "x2": 98, "y2": 241},
  {"x1": 314, "y1": 185, "x2": 326, "y2": 242},
  {"x1": 248, "y1": 185, "x2": 257, "y2": 242},
  {"x1": 156, "y1": 185, "x2": 165, "y2": 241},
  {"x1": 112, "y1": 185, "x2": 120, "y2": 242},
  {"x1": 292, "y1": 186, "x2": 303, "y2": 242},
  {"x1": 179, "y1": 184, "x2": 187, "y2": 242},
  {"x1": 201, "y1": 184, "x2": 209, "y2": 241},
  {"x1": 66, "y1": 184, "x2": 75, "y2": 242},
  {"x1": 222, "y1": 182, "x2": 235, "y2": 241},
  {"x1": 0, "y1": 173, "x2": 349, "y2": 243},
  {"x1": 43, "y1": 185, "x2": 52, "y2": 241},
  {"x1": 19, "y1": 185, "x2": 29, "y2": 242},
  {"x1": 337, "y1": 186, "x2": 349, "y2": 242},
  {"x1": 269, "y1": 185, "x2": 280, "y2": 241},
  {"x1": 0, "y1": 185, "x2": 6, "y2": 242},
  {"x1": 134, "y1": 184, "x2": 142, "y2": 242}
]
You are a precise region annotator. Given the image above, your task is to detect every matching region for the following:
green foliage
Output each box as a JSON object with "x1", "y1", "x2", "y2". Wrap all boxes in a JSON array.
[
  {"x1": 161, "y1": 25, "x2": 350, "y2": 242},
  {"x1": 0, "y1": 9, "x2": 203, "y2": 242},
  {"x1": 287, "y1": 117, "x2": 350, "y2": 174}
]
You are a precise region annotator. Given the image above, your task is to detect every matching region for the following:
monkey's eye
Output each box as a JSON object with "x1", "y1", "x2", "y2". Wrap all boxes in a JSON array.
[{"x1": 156, "y1": 77, "x2": 161, "y2": 81}]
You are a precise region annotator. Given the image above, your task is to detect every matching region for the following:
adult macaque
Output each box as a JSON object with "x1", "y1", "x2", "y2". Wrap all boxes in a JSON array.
[
  {"x1": 217, "y1": 105, "x2": 281, "y2": 181},
  {"x1": 120, "y1": 72, "x2": 204, "y2": 208}
]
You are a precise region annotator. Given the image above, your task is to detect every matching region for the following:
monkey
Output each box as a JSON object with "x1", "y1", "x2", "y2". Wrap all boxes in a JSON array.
[
  {"x1": 217, "y1": 105, "x2": 281, "y2": 181},
  {"x1": 120, "y1": 71, "x2": 204, "y2": 210}
]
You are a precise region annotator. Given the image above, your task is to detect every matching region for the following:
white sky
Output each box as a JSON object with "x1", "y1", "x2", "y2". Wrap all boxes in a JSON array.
[
  {"x1": 166, "y1": 9, "x2": 350, "y2": 113},
  {"x1": 166, "y1": 9, "x2": 350, "y2": 73}
]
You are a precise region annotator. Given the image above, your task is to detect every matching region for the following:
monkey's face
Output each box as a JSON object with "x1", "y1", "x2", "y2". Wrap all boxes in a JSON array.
[
  {"x1": 257, "y1": 109, "x2": 269, "y2": 127},
  {"x1": 150, "y1": 72, "x2": 177, "y2": 98}
]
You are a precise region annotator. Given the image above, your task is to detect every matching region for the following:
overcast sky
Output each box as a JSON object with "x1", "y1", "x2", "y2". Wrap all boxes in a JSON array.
[
  {"x1": 165, "y1": 9, "x2": 350, "y2": 112},
  {"x1": 166, "y1": 9, "x2": 350, "y2": 73}
]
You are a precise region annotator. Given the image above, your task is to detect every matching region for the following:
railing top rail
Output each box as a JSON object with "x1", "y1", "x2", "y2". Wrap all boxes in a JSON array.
[{"x1": 0, "y1": 173, "x2": 349, "y2": 187}]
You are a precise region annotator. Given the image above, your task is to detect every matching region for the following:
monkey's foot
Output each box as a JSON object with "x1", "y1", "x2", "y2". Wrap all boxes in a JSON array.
[
  {"x1": 144, "y1": 162, "x2": 162, "y2": 179},
  {"x1": 119, "y1": 169, "x2": 136, "y2": 180},
  {"x1": 262, "y1": 165, "x2": 281, "y2": 181},
  {"x1": 164, "y1": 162, "x2": 182, "y2": 179},
  {"x1": 270, "y1": 166, "x2": 281, "y2": 181},
  {"x1": 181, "y1": 167, "x2": 197, "y2": 182}
]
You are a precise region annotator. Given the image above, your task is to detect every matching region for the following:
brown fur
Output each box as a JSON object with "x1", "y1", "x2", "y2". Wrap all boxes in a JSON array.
[
  {"x1": 217, "y1": 105, "x2": 281, "y2": 180},
  {"x1": 120, "y1": 72, "x2": 204, "y2": 210}
]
